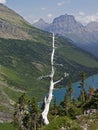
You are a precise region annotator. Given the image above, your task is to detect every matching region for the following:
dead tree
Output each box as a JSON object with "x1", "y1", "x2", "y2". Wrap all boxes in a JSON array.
[{"x1": 41, "y1": 33, "x2": 68, "y2": 125}]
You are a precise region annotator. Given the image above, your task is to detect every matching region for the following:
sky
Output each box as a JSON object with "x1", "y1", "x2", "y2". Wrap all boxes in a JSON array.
[{"x1": 0, "y1": 0, "x2": 98, "y2": 25}]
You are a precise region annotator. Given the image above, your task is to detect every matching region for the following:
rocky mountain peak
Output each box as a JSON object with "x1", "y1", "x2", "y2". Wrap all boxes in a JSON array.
[
  {"x1": 53, "y1": 14, "x2": 76, "y2": 24},
  {"x1": 38, "y1": 18, "x2": 46, "y2": 23},
  {"x1": 33, "y1": 18, "x2": 49, "y2": 30},
  {"x1": 48, "y1": 14, "x2": 84, "y2": 34}
]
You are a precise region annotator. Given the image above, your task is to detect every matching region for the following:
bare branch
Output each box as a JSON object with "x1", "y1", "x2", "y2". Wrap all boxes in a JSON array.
[
  {"x1": 38, "y1": 75, "x2": 50, "y2": 80},
  {"x1": 64, "y1": 72, "x2": 69, "y2": 77},
  {"x1": 54, "y1": 72, "x2": 69, "y2": 85},
  {"x1": 54, "y1": 77, "x2": 64, "y2": 85},
  {"x1": 54, "y1": 63, "x2": 63, "y2": 67}
]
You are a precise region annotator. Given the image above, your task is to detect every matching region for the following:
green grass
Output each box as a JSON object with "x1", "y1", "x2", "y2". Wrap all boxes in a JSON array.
[
  {"x1": 57, "y1": 37, "x2": 98, "y2": 68},
  {"x1": 0, "y1": 123, "x2": 14, "y2": 130},
  {"x1": 3, "y1": 87, "x2": 22, "y2": 102},
  {"x1": 0, "y1": 105, "x2": 10, "y2": 112},
  {"x1": 0, "y1": 4, "x2": 30, "y2": 27},
  {"x1": 1, "y1": 66, "x2": 24, "y2": 85},
  {"x1": 88, "y1": 122, "x2": 98, "y2": 130}
]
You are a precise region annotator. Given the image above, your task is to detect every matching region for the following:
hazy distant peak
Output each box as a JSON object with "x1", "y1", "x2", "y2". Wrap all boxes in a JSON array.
[
  {"x1": 33, "y1": 18, "x2": 49, "y2": 30},
  {"x1": 38, "y1": 18, "x2": 46, "y2": 23},
  {"x1": 86, "y1": 21, "x2": 98, "y2": 32}
]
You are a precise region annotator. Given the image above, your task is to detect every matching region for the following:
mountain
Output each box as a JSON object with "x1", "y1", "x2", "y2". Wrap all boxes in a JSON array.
[
  {"x1": 33, "y1": 14, "x2": 98, "y2": 57},
  {"x1": 33, "y1": 18, "x2": 49, "y2": 30},
  {"x1": 46, "y1": 14, "x2": 84, "y2": 34},
  {"x1": 86, "y1": 22, "x2": 98, "y2": 32},
  {"x1": 1, "y1": 4, "x2": 98, "y2": 122},
  {"x1": 0, "y1": 3, "x2": 37, "y2": 40}
]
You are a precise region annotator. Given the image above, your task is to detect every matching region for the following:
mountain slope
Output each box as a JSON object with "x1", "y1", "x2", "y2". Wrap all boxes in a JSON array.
[
  {"x1": 1, "y1": 38, "x2": 98, "y2": 98},
  {"x1": 0, "y1": 3, "x2": 42, "y2": 40}
]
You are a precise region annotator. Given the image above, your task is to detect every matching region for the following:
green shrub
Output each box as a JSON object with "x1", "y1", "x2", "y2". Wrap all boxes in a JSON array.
[{"x1": 43, "y1": 116, "x2": 82, "y2": 130}]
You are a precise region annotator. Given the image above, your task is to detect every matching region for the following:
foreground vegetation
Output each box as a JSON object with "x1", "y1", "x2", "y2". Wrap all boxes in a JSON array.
[
  {"x1": 11, "y1": 72, "x2": 98, "y2": 130},
  {"x1": 0, "y1": 123, "x2": 14, "y2": 130},
  {"x1": 0, "y1": 73, "x2": 98, "y2": 130}
]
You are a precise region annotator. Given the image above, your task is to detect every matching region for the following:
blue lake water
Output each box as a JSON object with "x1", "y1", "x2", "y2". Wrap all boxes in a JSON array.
[{"x1": 53, "y1": 74, "x2": 98, "y2": 104}]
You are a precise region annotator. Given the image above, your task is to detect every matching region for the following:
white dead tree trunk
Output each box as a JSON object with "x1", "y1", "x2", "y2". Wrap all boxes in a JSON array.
[{"x1": 41, "y1": 33, "x2": 68, "y2": 125}]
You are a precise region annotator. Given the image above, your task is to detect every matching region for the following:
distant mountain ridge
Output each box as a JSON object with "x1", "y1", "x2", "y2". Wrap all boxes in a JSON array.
[
  {"x1": 33, "y1": 14, "x2": 98, "y2": 57},
  {"x1": 33, "y1": 18, "x2": 49, "y2": 30}
]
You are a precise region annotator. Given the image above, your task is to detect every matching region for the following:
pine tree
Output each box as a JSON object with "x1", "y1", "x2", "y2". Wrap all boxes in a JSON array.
[
  {"x1": 13, "y1": 95, "x2": 40, "y2": 130},
  {"x1": 50, "y1": 98, "x2": 59, "y2": 116},
  {"x1": 13, "y1": 93, "x2": 27, "y2": 130},
  {"x1": 88, "y1": 86, "x2": 94, "y2": 100},
  {"x1": 78, "y1": 72, "x2": 87, "y2": 104},
  {"x1": 66, "y1": 81, "x2": 74, "y2": 101},
  {"x1": 27, "y1": 97, "x2": 39, "y2": 130},
  {"x1": 60, "y1": 93, "x2": 70, "y2": 116}
]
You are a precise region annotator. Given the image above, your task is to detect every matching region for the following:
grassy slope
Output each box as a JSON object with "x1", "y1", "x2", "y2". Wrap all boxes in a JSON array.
[
  {"x1": 0, "y1": 37, "x2": 98, "y2": 101},
  {"x1": 0, "y1": 4, "x2": 30, "y2": 27},
  {"x1": 0, "y1": 123, "x2": 14, "y2": 130}
]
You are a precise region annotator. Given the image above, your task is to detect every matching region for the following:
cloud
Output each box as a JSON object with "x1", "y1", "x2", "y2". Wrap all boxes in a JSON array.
[
  {"x1": 78, "y1": 11, "x2": 85, "y2": 16},
  {"x1": 57, "y1": 1, "x2": 65, "y2": 6},
  {"x1": 57, "y1": 0, "x2": 70, "y2": 6},
  {"x1": 47, "y1": 14, "x2": 53, "y2": 18},
  {"x1": 0, "y1": 0, "x2": 6, "y2": 4},
  {"x1": 41, "y1": 7, "x2": 46, "y2": 10},
  {"x1": 75, "y1": 12, "x2": 98, "y2": 25}
]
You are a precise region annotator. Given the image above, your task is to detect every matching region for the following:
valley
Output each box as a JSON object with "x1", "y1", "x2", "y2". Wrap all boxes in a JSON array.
[{"x1": 0, "y1": 3, "x2": 98, "y2": 130}]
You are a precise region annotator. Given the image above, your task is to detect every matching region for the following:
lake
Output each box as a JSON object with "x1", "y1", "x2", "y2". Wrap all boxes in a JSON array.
[{"x1": 53, "y1": 74, "x2": 98, "y2": 104}]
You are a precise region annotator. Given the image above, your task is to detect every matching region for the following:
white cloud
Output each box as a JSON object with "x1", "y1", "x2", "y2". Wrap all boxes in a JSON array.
[
  {"x1": 57, "y1": 0, "x2": 70, "y2": 6},
  {"x1": 78, "y1": 11, "x2": 85, "y2": 16},
  {"x1": 47, "y1": 14, "x2": 53, "y2": 18},
  {"x1": 0, "y1": 0, "x2": 6, "y2": 4},
  {"x1": 75, "y1": 12, "x2": 98, "y2": 25},
  {"x1": 41, "y1": 7, "x2": 46, "y2": 10},
  {"x1": 57, "y1": 1, "x2": 65, "y2": 6}
]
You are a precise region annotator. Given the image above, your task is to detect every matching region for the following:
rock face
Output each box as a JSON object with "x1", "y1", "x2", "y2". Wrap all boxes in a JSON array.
[
  {"x1": 33, "y1": 14, "x2": 98, "y2": 57},
  {"x1": 0, "y1": 18, "x2": 32, "y2": 40},
  {"x1": 47, "y1": 14, "x2": 84, "y2": 34},
  {"x1": 0, "y1": 4, "x2": 32, "y2": 40},
  {"x1": 0, "y1": 112, "x2": 13, "y2": 123}
]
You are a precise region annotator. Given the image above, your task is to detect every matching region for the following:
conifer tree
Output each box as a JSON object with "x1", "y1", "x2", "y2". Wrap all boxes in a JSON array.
[
  {"x1": 66, "y1": 81, "x2": 74, "y2": 101},
  {"x1": 27, "y1": 97, "x2": 39, "y2": 130},
  {"x1": 78, "y1": 72, "x2": 87, "y2": 104},
  {"x1": 13, "y1": 93, "x2": 27, "y2": 130},
  {"x1": 13, "y1": 95, "x2": 40, "y2": 130}
]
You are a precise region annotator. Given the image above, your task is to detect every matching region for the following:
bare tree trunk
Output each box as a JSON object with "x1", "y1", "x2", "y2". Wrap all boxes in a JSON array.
[{"x1": 41, "y1": 33, "x2": 67, "y2": 125}]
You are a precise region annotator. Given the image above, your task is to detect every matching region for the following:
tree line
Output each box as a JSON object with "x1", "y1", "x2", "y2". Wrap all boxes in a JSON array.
[{"x1": 13, "y1": 72, "x2": 98, "y2": 130}]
